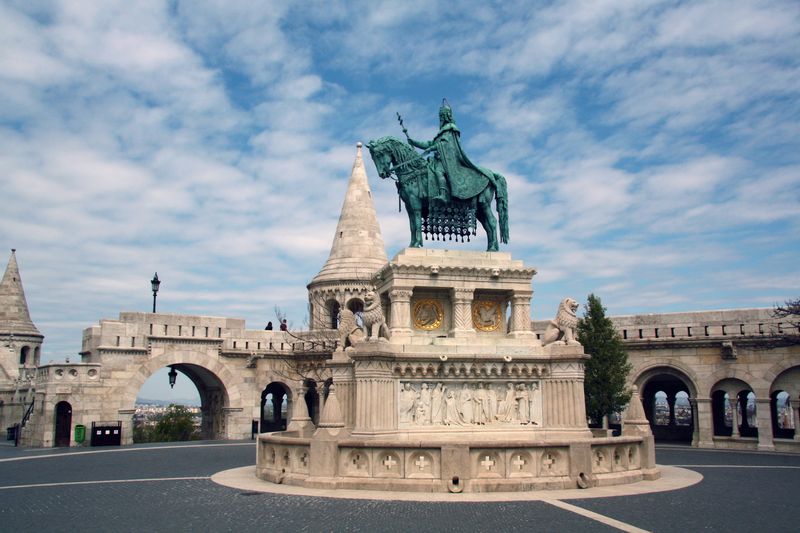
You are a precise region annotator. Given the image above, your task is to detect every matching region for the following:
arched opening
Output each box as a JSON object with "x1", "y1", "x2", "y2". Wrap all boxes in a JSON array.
[
  {"x1": 305, "y1": 379, "x2": 320, "y2": 426},
  {"x1": 327, "y1": 300, "x2": 340, "y2": 329},
  {"x1": 261, "y1": 382, "x2": 290, "y2": 432},
  {"x1": 639, "y1": 370, "x2": 694, "y2": 442},
  {"x1": 771, "y1": 391, "x2": 794, "y2": 439},
  {"x1": 711, "y1": 378, "x2": 756, "y2": 439},
  {"x1": 712, "y1": 390, "x2": 732, "y2": 436},
  {"x1": 134, "y1": 364, "x2": 227, "y2": 442},
  {"x1": 347, "y1": 298, "x2": 364, "y2": 327},
  {"x1": 739, "y1": 391, "x2": 758, "y2": 438},
  {"x1": 770, "y1": 366, "x2": 800, "y2": 440},
  {"x1": 19, "y1": 346, "x2": 29, "y2": 366},
  {"x1": 33, "y1": 346, "x2": 40, "y2": 366},
  {"x1": 54, "y1": 401, "x2": 72, "y2": 447}
]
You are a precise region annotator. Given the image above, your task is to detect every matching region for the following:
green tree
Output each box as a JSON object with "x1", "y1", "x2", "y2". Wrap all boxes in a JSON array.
[
  {"x1": 578, "y1": 294, "x2": 632, "y2": 426},
  {"x1": 151, "y1": 404, "x2": 199, "y2": 442}
]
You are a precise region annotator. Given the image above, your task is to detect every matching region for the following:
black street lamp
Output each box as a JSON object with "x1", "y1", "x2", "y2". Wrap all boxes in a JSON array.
[
  {"x1": 168, "y1": 365, "x2": 178, "y2": 389},
  {"x1": 151, "y1": 272, "x2": 161, "y2": 313}
]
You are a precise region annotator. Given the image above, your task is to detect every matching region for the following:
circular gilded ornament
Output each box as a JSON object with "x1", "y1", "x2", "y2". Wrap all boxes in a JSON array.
[
  {"x1": 413, "y1": 299, "x2": 444, "y2": 330},
  {"x1": 472, "y1": 300, "x2": 502, "y2": 332}
]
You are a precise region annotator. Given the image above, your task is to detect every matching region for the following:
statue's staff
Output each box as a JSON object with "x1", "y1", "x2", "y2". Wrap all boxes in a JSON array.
[{"x1": 397, "y1": 112, "x2": 408, "y2": 138}]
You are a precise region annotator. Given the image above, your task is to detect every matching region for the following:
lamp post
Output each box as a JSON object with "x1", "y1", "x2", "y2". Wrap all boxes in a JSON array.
[
  {"x1": 151, "y1": 273, "x2": 161, "y2": 313},
  {"x1": 168, "y1": 365, "x2": 178, "y2": 389},
  {"x1": 167, "y1": 365, "x2": 178, "y2": 389}
]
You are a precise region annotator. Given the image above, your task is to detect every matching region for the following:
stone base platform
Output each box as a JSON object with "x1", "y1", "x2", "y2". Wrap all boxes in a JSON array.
[
  {"x1": 217, "y1": 464, "x2": 693, "y2": 502},
  {"x1": 256, "y1": 432, "x2": 659, "y2": 493}
]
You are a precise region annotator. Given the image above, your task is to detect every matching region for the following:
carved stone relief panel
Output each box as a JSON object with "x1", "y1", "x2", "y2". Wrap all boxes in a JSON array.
[
  {"x1": 593, "y1": 447, "x2": 611, "y2": 474},
  {"x1": 404, "y1": 449, "x2": 438, "y2": 479},
  {"x1": 295, "y1": 447, "x2": 310, "y2": 473},
  {"x1": 340, "y1": 448, "x2": 371, "y2": 477},
  {"x1": 538, "y1": 448, "x2": 568, "y2": 477},
  {"x1": 373, "y1": 449, "x2": 403, "y2": 478},
  {"x1": 472, "y1": 300, "x2": 503, "y2": 332},
  {"x1": 413, "y1": 299, "x2": 445, "y2": 331},
  {"x1": 398, "y1": 380, "x2": 542, "y2": 428},
  {"x1": 506, "y1": 450, "x2": 535, "y2": 478},
  {"x1": 471, "y1": 449, "x2": 505, "y2": 478}
]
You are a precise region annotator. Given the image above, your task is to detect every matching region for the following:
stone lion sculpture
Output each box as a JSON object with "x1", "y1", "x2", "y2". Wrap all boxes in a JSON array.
[
  {"x1": 337, "y1": 309, "x2": 364, "y2": 351},
  {"x1": 363, "y1": 290, "x2": 390, "y2": 342},
  {"x1": 541, "y1": 297, "x2": 580, "y2": 346}
]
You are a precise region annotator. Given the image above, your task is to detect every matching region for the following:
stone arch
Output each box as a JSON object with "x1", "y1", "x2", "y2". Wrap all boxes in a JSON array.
[
  {"x1": 326, "y1": 299, "x2": 341, "y2": 329},
  {"x1": 710, "y1": 378, "x2": 757, "y2": 438},
  {"x1": 707, "y1": 368, "x2": 766, "y2": 398},
  {"x1": 765, "y1": 362, "x2": 800, "y2": 395},
  {"x1": 633, "y1": 364, "x2": 698, "y2": 443},
  {"x1": 261, "y1": 381, "x2": 292, "y2": 432},
  {"x1": 346, "y1": 298, "x2": 364, "y2": 314},
  {"x1": 19, "y1": 345, "x2": 29, "y2": 365},
  {"x1": 33, "y1": 346, "x2": 40, "y2": 366},
  {"x1": 118, "y1": 350, "x2": 246, "y2": 442},
  {"x1": 632, "y1": 360, "x2": 700, "y2": 398},
  {"x1": 768, "y1": 366, "x2": 800, "y2": 440},
  {"x1": 54, "y1": 400, "x2": 72, "y2": 447}
]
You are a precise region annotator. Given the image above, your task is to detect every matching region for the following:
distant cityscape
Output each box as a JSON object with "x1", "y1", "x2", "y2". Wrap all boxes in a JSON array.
[{"x1": 134, "y1": 398, "x2": 201, "y2": 430}]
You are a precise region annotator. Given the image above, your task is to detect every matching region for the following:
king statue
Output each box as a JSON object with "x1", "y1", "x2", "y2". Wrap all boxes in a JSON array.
[
  {"x1": 367, "y1": 100, "x2": 509, "y2": 251},
  {"x1": 402, "y1": 100, "x2": 501, "y2": 203}
]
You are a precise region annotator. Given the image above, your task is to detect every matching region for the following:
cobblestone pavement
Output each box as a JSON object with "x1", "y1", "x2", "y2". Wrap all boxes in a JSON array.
[{"x1": 0, "y1": 441, "x2": 797, "y2": 532}]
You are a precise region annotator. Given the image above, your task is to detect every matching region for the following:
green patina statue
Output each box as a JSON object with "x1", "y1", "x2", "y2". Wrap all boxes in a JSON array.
[{"x1": 367, "y1": 100, "x2": 509, "y2": 251}]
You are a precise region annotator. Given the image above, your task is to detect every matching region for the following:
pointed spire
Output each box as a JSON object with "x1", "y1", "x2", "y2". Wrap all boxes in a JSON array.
[
  {"x1": 0, "y1": 250, "x2": 41, "y2": 336},
  {"x1": 310, "y1": 142, "x2": 388, "y2": 285}
]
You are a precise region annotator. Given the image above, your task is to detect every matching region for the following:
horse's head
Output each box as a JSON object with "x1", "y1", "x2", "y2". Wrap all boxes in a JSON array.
[{"x1": 366, "y1": 137, "x2": 396, "y2": 179}]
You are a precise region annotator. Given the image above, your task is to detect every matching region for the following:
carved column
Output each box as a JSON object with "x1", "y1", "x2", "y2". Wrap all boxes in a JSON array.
[
  {"x1": 450, "y1": 288, "x2": 475, "y2": 338},
  {"x1": 791, "y1": 399, "x2": 800, "y2": 441},
  {"x1": 388, "y1": 289, "x2": 413, "y2": 337},
  {"x1": 286, "y1": 384, "x2": 313, "y2": 433},
  {"x1": 729, "y1": 394, "x2": 740, "y2": 438},
  {"x1": 755, "y1": 398, "x2": 775, "y2": 451},
  {"x1": 352, "y1": 357, "x2": 395, "y2": 434},
  {"x1": 508, "y1": 290, "x2": 535, "y2": 339},
  {"x1": 327, "y1": 360, "x2": 355, "y2": 428},
  {"x1": 692, "y1": 398, "x2": 712, "y2": 447}
]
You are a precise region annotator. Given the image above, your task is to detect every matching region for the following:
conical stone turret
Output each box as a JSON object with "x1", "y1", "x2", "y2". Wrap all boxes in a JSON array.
[
  {"x1": 0, "y1": 250, "x2": 43, "y2": 378},
  {"x1": 307, "y1": 142, "x2": 388, "y2": 329},
  {"x1": 0, "y1": 250, "x2": 41, "y2": 337}
]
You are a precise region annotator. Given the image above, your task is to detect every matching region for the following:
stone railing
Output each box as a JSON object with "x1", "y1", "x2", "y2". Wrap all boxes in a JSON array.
[
  {"x1": 36, "y1": 363, "x2": 102, "y2": 385},
  {"x1": 532, "y1": 308, "x2": 795, "y2": 344}
]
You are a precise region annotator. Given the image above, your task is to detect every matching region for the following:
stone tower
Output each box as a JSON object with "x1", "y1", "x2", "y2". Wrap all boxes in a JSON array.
[
  {"x1": 307, "y1": 142, "x2": 388, "y2": 330},
  {"x1": 0, "y1": 250, "x2": 43, "y2": 381}
]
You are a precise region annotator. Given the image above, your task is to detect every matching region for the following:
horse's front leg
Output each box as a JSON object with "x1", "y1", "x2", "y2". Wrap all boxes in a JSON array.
[
  {"x1": 402, "y1": 191, "x2": 423, "y2": 247},
  {"x1": 478, "y1": 188, "x2": 499, "y2": 251}
]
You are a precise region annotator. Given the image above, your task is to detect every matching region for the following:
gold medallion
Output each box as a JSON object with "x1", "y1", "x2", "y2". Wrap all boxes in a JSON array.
[
  {"x1": 472, "y1": 301, "x2": 502, "y2": 332},
  {"x1": 413, "y1": 299, "x2": 444, "y2": 330}
]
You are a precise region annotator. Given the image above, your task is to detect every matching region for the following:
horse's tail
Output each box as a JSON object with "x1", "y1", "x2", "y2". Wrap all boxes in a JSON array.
[{"x1": 494, "y1": 173, "x2": 509, "y2": 244}]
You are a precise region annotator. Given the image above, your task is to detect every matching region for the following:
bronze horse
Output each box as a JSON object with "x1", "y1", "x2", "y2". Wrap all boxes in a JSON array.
[{"x1": 367, "y1": 136, "x2": 508, "y2": 251}]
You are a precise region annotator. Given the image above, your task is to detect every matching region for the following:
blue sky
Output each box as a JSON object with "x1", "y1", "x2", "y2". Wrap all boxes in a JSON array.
[{"x1": 1, "y1": 1, "x2": 799, "y2": 400}]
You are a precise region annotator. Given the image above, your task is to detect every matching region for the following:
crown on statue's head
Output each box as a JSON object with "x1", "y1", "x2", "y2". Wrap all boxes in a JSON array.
[{"x1": 439, "y1": 98, "x2": 453, "y2": 123}]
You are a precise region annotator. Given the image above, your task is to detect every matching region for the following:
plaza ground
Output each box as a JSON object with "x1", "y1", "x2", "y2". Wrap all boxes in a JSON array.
[{"x1": 0, "y1": 441, "x2": 797, "y2": 532}]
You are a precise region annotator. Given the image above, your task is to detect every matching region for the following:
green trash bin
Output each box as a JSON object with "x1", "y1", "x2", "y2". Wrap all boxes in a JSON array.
[{"x1": 74, "y1": 424, "x2": 86, "y2": 444}]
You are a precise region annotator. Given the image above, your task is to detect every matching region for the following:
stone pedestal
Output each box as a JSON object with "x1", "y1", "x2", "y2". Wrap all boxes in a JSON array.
[{"x1": 258, "y1": 249, "x2": 658, "y2": 492}]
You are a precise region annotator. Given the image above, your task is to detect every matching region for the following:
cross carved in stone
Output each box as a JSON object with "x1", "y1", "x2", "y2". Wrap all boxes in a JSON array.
[
  {"x1": 383, "y1": 455, "x2": 398, "y2": 470},
  {"x1": 352, "y1": 453, "x2": 365, "y2": 469},
  {"x1": 481, "y1": 455, "x2": 496, "y2": 471},
  {"x1": 512, "y1": 455, "x2": 526, "y2": 470},
  {"x1": 542, "y1": 454, "x2": 555, "y2": 470},
  {"x1": 300, "y1": 452, "x2": 308, "y2": 467},
  {"x1": 595, "y1": 451, "x2": 604, "y2": 467},
  {"x1": 283, "y1": 451, "x2": 291, "y2": 465},
  {"x1": 614, "y1": 451, "x2": 621, "y2": 465},
  {"x1": 415, "y1": 455, "x2": 430, "y2": 471}
]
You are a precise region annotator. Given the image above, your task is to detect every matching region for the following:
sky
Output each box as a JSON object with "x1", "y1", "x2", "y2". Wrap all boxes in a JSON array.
[{"x1": 1, "y1": 1, "x2": 799, "y2": 400}]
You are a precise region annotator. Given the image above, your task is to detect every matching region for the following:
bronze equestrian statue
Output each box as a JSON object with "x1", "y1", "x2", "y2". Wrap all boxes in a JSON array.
[{"x1": 367, "y1": 101, "x2": 509, "y2": 251}]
